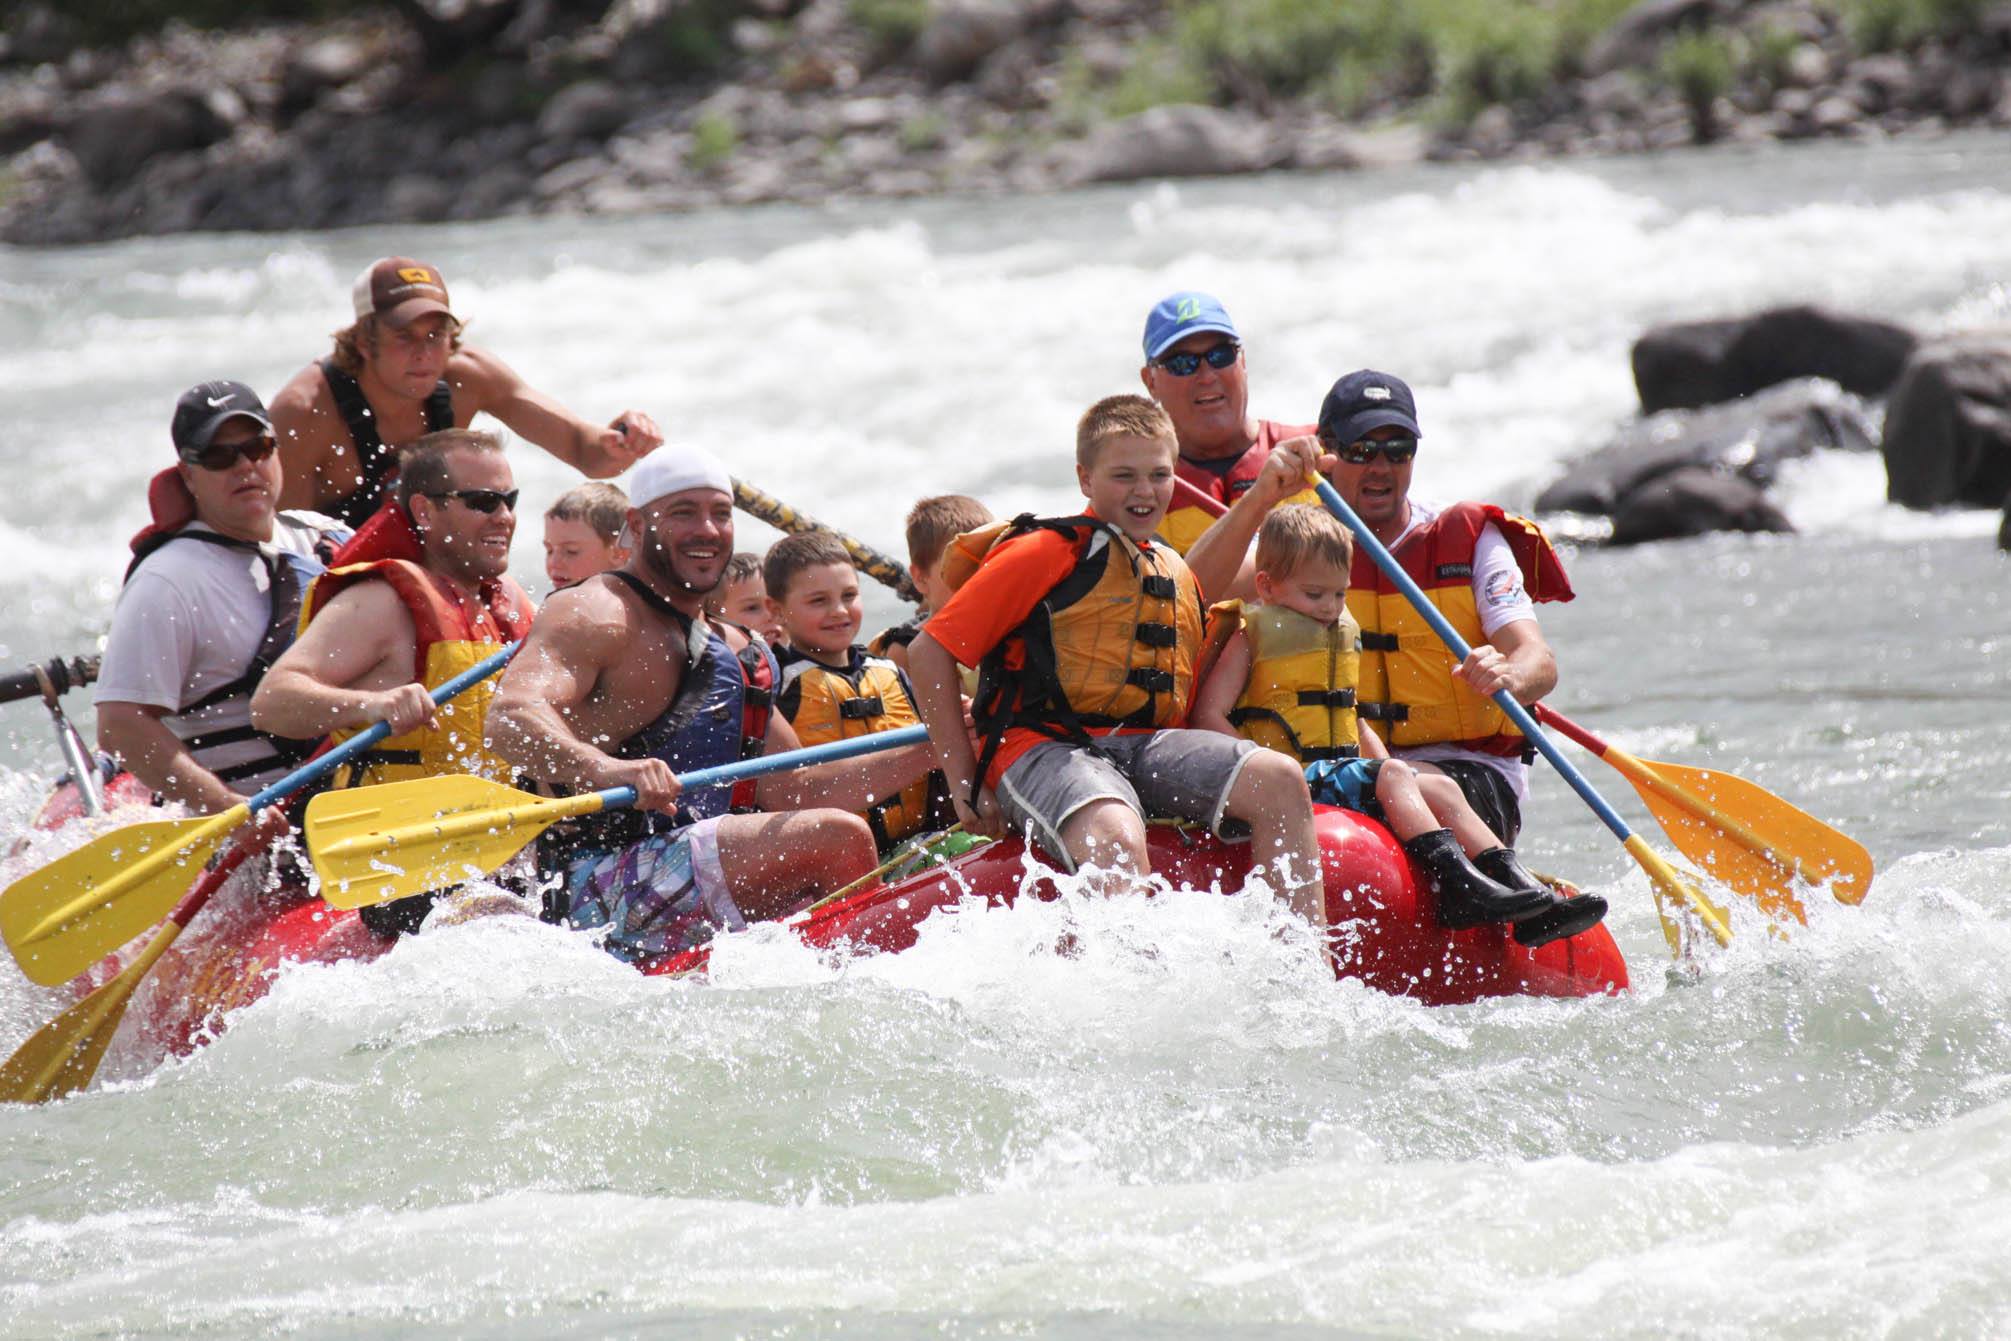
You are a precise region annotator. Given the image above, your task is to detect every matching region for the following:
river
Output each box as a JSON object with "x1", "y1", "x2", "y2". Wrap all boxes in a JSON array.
[{"x1": 1, "y1": 133, "x2": 2008, "y2": 1338}]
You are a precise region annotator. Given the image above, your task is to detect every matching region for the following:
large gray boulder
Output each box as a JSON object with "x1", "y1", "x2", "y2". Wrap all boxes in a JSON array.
[
  {"x1": 1608, "y1": 466, "x2": 1793, "y2": 545},
  {"x1": 915, "y1": 0, "x2": 1043, "y2": 86},
  {"x1": 1881, "y1": 333, "x2": 2011, "y2": 509},
  {"x1": 1632, "y1": 305, "x2": 1918, "y2": 412},
  {"x1": 1060, "y1": 104, "x2": 1281, "y2": 185},
  {"x1": 59, "y1": 90, "x2": 236, "y2": 190}
]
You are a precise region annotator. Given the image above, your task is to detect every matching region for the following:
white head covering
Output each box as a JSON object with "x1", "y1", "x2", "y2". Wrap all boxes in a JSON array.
[{"x1": 627, "y1": 446, "x2": 734, "y2": 510}]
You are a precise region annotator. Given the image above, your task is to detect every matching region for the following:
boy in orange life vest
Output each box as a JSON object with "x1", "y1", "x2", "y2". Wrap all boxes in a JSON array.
[
  {"x1": 867, "y1": 494, "x2": 995, "y2": 675},
  {"x1": 906, "y1": 395, "x2": 1326, "y2": 931},
  {"x1": 1192, "y1": 505, "x2": 1607, "y2": 947},
  {"x1": 543, "y1": 481, "x2": 631, "y2": 591},
  {"x1": 766, "y1": 532, "x2": 942, "y2": 854}
]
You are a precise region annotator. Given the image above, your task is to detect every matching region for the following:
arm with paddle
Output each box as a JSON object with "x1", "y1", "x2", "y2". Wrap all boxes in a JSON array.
[{"x1": 0, "y1": 641, "x2": 521, "y2": 1104}]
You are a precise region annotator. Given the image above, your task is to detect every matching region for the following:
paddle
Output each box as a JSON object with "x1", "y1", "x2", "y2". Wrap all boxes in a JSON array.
[
  {"x1": 732, "y1": 477, "x2": 921, "y2": 604},
  {"x1": 0, "y1": 832, "x2": 263, "y2": 1105},
  {"x1": 306, "y1": 724, "x2": 932, "y2": 908},
  {"x1": 1300, "y1": 476, "x2": 1731, "y2": 954},
  {"x1": 1, "y1": 642, "x2": 521, "y2": 986},
  {"x1": 1532, "y1": 704, "x2": 1872, "y2": 916}
]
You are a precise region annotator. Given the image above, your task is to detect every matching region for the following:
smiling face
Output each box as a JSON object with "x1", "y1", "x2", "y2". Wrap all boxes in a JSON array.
[
  {"x1": 360, "y1": 312, "x2": 456, "y2": 402},
  {"x1": 543, "y1": 516, "x2": 625, "y2": 590},
  {"x1": 716, "y1": 570, "x2": 782, "y2": 642},
  {"x1": 633, "y1": 488, "x2": 735, "y2": 597},
  {"x1": 770, "y1": 560, "x2": 863, "y2": 661},
  {"x1": 1322, "y1": 424, "x2": 1416, "y2": 542},
  {"x1": 1254, "y1": 555, "x2": 1350, "y2": 627},
  {"x1": 179, "y1": 416, "x2": 281, "y2": 543},
  {"x1": 409, "y1": 448, "x2": 517, "y2": 584},
  {"x1": 1140, "y1": 330, "x2": 1250, "y2": 461},
  {"x1": 1078, "y1": 432, "x2": 1177, "y2": 545}
]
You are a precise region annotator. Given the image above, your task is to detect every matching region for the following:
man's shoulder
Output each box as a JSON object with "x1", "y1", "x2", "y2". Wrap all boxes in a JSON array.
[
  {"x1": 270, "y1": 361, "x2": 335, "y2": 414},
  {"x1": 445, "y1": 344, "x2": 512, "y2": 404}
]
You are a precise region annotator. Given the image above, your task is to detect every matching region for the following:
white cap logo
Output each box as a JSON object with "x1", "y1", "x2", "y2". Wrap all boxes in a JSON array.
[{"x1": 1364, "y1": 386, "x2": 1392, "y2": 401}]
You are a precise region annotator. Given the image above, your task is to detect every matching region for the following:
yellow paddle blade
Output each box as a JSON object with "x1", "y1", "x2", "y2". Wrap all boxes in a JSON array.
[
  {"x1": 306, "y1": 775, "x2": 600, "y2": 909},
  {"x1": 1621, "y1": 753, "x2": 1873, "y2": 915},
  {"x1": 1625, "y1": 834, "x2": 1734, "y2": 955},
  {"x1": 0, "y1": 808, "x2": 242, "y2": 986}
]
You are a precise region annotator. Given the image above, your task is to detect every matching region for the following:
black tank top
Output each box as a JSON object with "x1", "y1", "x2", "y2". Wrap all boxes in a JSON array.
[{"x1": 317, "y1": 358, "x2": 455, "y2": 529}]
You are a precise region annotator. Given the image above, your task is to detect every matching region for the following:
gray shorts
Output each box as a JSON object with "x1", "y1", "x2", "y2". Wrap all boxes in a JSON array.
[{"x1": 996, "y1": 729, "x2": 1258, "y2": 871}]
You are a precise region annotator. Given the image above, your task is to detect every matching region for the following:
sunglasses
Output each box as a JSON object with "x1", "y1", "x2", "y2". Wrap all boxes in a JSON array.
[
  {"x1": 426, "y1": 488, "x2": 519, "y2": 514},
  {"x1": 1152, "y1": 340, "x2": 1240, "y2": 377},
  {"x1": 183, "y1": 432, "x2": 278, "y2": 472},
  {"x1": 1321, "y1": 433, "x2": 1419, "y2": 466}
]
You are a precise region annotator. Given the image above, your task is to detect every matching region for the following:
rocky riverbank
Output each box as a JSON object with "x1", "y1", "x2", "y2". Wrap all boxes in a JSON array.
[{"x1": 3, "y1": 0, "x2": 2010, "y2": 247}]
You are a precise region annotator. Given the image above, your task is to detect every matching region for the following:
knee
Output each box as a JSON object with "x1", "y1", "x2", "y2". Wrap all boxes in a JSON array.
[
  {"x1": 1073, "y1": 805, "x2": 1149, "y2": 870},
  {"x1": 1242, "y1": 748, "x2": 1311, "y2": 804},
  {"x1": 817, "y1": 810, "x2": 876, "y2": 859}
]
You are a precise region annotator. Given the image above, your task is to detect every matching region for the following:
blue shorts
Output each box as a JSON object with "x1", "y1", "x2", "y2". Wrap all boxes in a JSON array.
[
  {"x1": 1304, "y1": 757, "x2": 1384, "y2": 818},
  {"x1": 561, "y1": 815, "x2": 743, "y2": 963}
]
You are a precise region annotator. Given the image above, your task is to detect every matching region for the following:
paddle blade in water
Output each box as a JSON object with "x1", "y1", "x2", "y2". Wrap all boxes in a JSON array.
[
  {"x1": 1632, "y1": 756, "x2": 1873, "y2": 911},
  {"x1": 306, "y1": 774, "x2": 566, "y2": 909},
  {"x1": 0, "y1": 814, "x2": 234, "y2": 986},
  {"x1": 0, "y1": 956, "x2": 146, "y2": 1103}
]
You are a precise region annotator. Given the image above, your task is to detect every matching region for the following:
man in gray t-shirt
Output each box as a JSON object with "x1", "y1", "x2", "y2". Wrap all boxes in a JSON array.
[{"x1": 96, "y1": 381, "x2": 346, "y2": 813}]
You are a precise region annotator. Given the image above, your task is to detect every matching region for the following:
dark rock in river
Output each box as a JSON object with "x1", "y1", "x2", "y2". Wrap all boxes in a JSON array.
[
  {"x1": 60, "y1": 89, "x2": 236, "y2": 190},
  {"x1": 1608, "y1": 465, "x2": 1794, "y2": 545},
  {"x1": 1881, "y1": 333, "x2": 2011, "y2": 509},
  {"x1": 1536, "y1": 378, "x2": 1876, "y2": 517},
  {"x1": 916, "y1": 0, "x2": 1047, "y2": 86},
  {"x1": 1632, "y1": 305, "x2": 1918, "y2": 412},
  {"x1": 1060, "y1": 104, "x2": 1280, "y2": 184}
]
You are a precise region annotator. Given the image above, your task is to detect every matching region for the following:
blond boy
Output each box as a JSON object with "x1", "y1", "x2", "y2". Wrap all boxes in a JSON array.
[{"x1": 542, "y1": 481, "x2": 630, "y2": 590}]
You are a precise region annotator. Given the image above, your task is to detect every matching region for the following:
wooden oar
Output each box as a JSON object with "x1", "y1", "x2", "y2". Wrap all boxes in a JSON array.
[
  {"x1": 0, "y1": 832, "x2": 264, "y2": 1105},
  {"x1": 732, "y1": 477, "x2": 921, "y2": 604},
  {"x1": 1303, "y1": 476, "x2": 1731, "y2": 955},
  {"x1": 306, "y1": 724, "x2": 932, "y2": 907},
  {"x1": 0, "y1": 643, "x2": 520, "y2": 987},
  {"x1": 1532, "y1": 704, "x2": 1871, "y2": 915}
]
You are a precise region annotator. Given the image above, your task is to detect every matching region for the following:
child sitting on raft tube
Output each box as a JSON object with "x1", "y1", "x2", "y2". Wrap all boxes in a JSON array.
[
  {"x1": 905, "y1": 394, "x2": 1328, "y2": 935},
  {"x1": 542, "y1": 481, "x2": 631, "y2": 591},
  {"x1": 766, "y1": 531, "x2": 948, "y2": 855},
  {"x1": 1191, "y1": 503, "x2": 1606, "y2": 948}
]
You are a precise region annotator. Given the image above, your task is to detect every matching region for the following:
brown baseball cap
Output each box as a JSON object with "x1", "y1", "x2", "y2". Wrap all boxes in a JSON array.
[{"x1": 352, "y1": 256, "x2": 454, "y2": 328}]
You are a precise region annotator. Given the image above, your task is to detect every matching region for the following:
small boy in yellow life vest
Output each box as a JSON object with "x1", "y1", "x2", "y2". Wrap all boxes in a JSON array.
[
  {"x1": 766, "y1": 530, "x2": 946, "y2": 853},
  {"x1": 867, "y1": 493, "x2": 995, "y2": 678},
  {"x1": 1191, "y1": 504, "x2": 1606, "y2": 948}
]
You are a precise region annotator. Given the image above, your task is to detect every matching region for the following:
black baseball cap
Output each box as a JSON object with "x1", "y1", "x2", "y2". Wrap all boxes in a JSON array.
[
  {"x1": 1318, "y1": 370, "x2": 1423, "y2": 445},
  {"x1": 171, "y1": 380, "x2": 273, "y2": 462}
]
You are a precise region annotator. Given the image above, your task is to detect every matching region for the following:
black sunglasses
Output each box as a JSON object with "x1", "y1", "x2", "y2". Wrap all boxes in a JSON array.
[
  {"x1": 183, "y1": 432, "x2": 278, "y2": 472},
  {"x1": 1321, "y1": 433, "x2": 1419, "y2": 466},
  {"x1": 1153, "y1": 340, "x2": 1240, "y2": 377},
  {"x1": 426, "y1": 488, "x2": 519, "y2": 514}
]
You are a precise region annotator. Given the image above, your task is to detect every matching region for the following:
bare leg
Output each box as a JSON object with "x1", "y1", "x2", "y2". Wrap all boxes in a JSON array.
[
  {"x1": 1056, "y1": 796, "x2": 1152, "y2": 896},
  {"x1": 1416, "y1": 773, "x2": 1504, "y2": 857},
  {"x1": 1222, "y1": 748, "x2": 1324, "y2": 929},
  {"x1": 1372, "y1": 758, "x2": 1438, "y2": 840},
  {"x1": 714, "y1": 809, "x2": 877, "y2": 921}
]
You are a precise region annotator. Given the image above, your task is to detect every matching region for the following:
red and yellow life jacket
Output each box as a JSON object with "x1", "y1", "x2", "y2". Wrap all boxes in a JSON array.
[
  {"x1": 1161, "y1": 420, "x2": 1321, "y2": 555},
  {"x1": 1213, "y1": 600, "x2": 1362, "y2": 764},
  {"x1": 302, "y1": 504, "x2": 536, "y2": 787},
  {"x1": 777, "y1": 647, "x2": 934, "y2": 848},
  {"x1": 1347, "y1": 502, "x2": 1572, "y2": 758}
]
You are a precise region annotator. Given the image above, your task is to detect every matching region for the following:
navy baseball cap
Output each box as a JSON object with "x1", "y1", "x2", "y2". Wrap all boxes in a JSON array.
[
  {"x1": 171, "y1": 380, "x2": 272, "y2": 460},
  {"x1": 1143, "y1": 291, "x2": 1241, "y2": 361},
  {"x1": 1318, "y1": 370, "x2": 1422, "y2": 444}
]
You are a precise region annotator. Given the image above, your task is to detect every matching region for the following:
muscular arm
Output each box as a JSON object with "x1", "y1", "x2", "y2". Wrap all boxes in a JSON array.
[
  {"x1": 751, "y1": 711, "x2": 934, "y2": 812},
  {"x1": 96, "y1": 702, "x2": 241, "y2": 814},
  {"x1": 455, "y1": 347, "x2": 661, "y2": 479},
  {"x1": 1188, "y1": 629, "x2": 1250, "y2": 738},
  {"x1": 486, "y1": 588, "x2": 636, "y2": 791},
  {"x1": 250, "y1": 582, "x2": 423, "y2": 737}
]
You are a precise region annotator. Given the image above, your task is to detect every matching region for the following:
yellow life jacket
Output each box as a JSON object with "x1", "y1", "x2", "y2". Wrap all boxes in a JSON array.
[
  {"x1": 1228, "y1": 602, "x2": 1361, "y2": 764},
  {"x1": 777, "y1": 647, "x2": 936, "y2": 848},
  {"x1": 302, "y1": 558, "x2": 536, "y2": 788},
  {"x1": 1347, "y1": 502, "x2": 1572, "y2": 759}
]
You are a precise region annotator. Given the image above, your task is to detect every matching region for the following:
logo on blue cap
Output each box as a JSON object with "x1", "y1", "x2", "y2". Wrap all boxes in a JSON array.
[{"x1": 1143, "y1": 291, "x2": 1240, "y2": 361}]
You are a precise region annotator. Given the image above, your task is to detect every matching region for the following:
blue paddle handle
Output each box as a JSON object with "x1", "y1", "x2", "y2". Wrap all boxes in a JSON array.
[
  {"x1": 243, "y1": 641, "x2": 522, "y2": 813},
  {"x1": 1308, "y1": 478, "x2": 1637, "y2": 843},
  {"x1": 586, "y1": 723, "x2": 932, "y2": 814}
]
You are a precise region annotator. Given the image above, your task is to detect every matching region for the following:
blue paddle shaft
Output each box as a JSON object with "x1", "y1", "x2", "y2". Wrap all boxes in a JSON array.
[
  {"x1": 243, "y1": 641, "x2": 522, "y2": 813},
  {"x1": 1308, "y1": 478, "x2": 1637, "y2": 842},
  {"x1": 588, "y1": 723, "x2": 932, "y2": 813}
]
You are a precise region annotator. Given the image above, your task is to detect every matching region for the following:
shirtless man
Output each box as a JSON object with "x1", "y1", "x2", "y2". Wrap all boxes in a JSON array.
[
  {"x1": 269, "y1": 256, "x2": 663, "y2": 528},
  {"x1": 487, "y1": 447, "x2": 935, "y2": 965}
]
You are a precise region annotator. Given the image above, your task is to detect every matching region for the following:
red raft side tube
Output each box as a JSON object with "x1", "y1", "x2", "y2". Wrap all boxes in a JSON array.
[{"x1": 651, "y1": 806, "x2": 1628, "y2": 1005}]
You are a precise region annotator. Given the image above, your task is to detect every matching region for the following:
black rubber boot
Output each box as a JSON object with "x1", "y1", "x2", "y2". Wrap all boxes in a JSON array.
[
  {"x1": 1475, "y1": 848, "x2": 1611, "y2": 948},
  {"x1": 1403, "y1": 828, "x2": 1554, "y2": 929}
]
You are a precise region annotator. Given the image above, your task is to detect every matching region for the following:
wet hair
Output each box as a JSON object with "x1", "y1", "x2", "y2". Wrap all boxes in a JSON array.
[
  {"x1": 703, "y1": 552, "x2": 766, "y2": 618},
  {"x1": 396, "y1": 428, "x2": 504, "y2": 509},
  {"x1": 1076, "y1": 394, "x2": 1176, "y2": 471},
  {"x1": 904, "y1": 494, "x2": 994, "y2": 573},
  {"x1": 763, "y1": 531, "x2": 854, "y2": 601},
  {"x1": 328, "y1": 313, "x2": 466, "y2": 375},
  {"x1": 1253, "y1": 504, "x2": 1353, "y2": 582},
  {"x1": 544, "y1": 481, "x2": 629, "y2": 543}
]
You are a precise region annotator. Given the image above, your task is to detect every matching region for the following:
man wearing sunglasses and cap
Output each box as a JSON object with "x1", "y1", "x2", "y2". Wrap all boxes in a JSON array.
[
  {"x1": 1139, "y1": 290, "x2": 1323, "y2": 555},
  {"x1": 1186, "y1": 370, "x2": 1573, "y2": 855},
  {"x1": 96, "y1": 381, "x2": 352, "y2": 817},
  {"x1": 269, "y1": 256, "x2": 663, "y2": 530}
]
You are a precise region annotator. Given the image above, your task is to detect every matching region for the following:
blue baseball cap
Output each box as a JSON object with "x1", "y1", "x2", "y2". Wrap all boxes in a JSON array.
[
  {"x1": 1142, "y1": 291, "x2": 1241, "y2": 362},
  {"x1": 1318, "y1": 370, "x2": 1422, "y2": 444}
]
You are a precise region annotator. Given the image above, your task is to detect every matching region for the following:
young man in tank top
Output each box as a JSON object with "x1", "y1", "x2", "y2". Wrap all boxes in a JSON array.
[
  {"x1": 487, "y1": 447, "x2": 937, "y2": 965},
  {"x1": 268, "y1": 256, "x2": 664, "y2": 529}
]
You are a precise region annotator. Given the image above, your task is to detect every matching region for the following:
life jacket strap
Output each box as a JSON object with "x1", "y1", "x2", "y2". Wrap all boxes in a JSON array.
[
  {"x1": 1358, "y1": 702, "x2": 1409, "y2": 723},
  {"x1": 1295, "y1": 687, "x2": 1356, "y2": 709},
  {"x1": 1360, "y1": 631, "x2": 1401, "y2": 652},
  {"x1": 1133, "y1": 622, "x2": 1178, "y2": 649},
  {"x1": 838, "y1": 696, "x2": 885, "y2": 720}
]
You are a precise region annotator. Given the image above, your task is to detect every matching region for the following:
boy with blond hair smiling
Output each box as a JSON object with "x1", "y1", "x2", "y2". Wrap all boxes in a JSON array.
[
  {"x1": 542, "y1": 481, "x2": 631, "y2": 590},
  {"x1": 907, "y1": 395, "x2": 1325, "y2": 930}
]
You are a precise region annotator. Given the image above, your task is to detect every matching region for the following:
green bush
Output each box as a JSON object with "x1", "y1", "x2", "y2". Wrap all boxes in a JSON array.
[
  {"x1": 1659, "y1": 29, "x2": 1734, "y2": 139},
  {"x1": 850, "y1": 0, "x2": 931, "y2": 59},
  {"x1": 688, "y1": 111, "x2": 739, "y2": 172},
  {"x1": 1745, "y1": 23, "x2": 1803, "y2": 89},
  {"x1": 1833, "y1": 0, "x2": 1991, "y2": 50}
]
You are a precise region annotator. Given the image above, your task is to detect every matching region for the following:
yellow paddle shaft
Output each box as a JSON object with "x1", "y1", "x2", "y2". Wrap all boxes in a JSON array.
[
  {"x1": 1625, "y1": 834, "x2": 1732, "y2": 952},
  {"x1": 17, "y1": 803, "x2": 247, "y2": 947}
]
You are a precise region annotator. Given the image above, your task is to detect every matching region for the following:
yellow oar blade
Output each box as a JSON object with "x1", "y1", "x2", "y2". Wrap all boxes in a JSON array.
[
  {"x1": 0, "y1": 808, "x2": 242, "y2": 986},
  {"x1": 1624, "y1": 753, "x2": 1873, "y2": 913},
  {"x1": 306, "y1": 775, "x2": 590, "y2": 909},
  {"x1": 0, "y1": 949, "x2": 150, "y2": 1103},
  {"x1": 1624, "y1": 834, "x2": 1734, "y2": 953}
]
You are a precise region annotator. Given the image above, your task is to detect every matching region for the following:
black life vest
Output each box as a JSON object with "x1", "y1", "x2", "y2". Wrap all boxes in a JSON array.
[{"x1": 318, "y1": 358, "x2": 455, "y2": 530}]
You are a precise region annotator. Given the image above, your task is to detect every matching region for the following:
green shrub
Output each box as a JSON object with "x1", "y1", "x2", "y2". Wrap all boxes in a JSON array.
[
  {"x1": 1660, "y1": 29, "x2": 1734, "y2": 139},
  {"x1": 897, "y1": 110, "x2": 949, "y2": 153},
  {"x1": 1833, "y1": 0, "x2": 1990, "y2": 50},
  {"x1": 1745, "y1": 23, "x2": 1803, "y2": 89},
  {"x1": 688, "y1": 111, "x2": 739, "y2": 172},
  {"x1": 850, "y1": 0, "x2": 931, "y2": 59}
]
